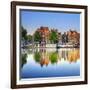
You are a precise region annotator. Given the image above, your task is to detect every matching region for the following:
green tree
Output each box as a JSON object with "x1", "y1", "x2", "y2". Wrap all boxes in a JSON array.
[
  {"x1": 49, "y1": 29, "x2": 58, "y2": 43},
  {"x1": 27, "y1": 35, "x2": 32, "y2": 43},
  {"x1": 21, "y1": 26, "x2": 27, "y2": 40},
  {"x1": 21, "y1": 26, "x2": 28, "y2": 46},
  {"x1": 34, "y1": 31, "x2": 41, "y2": 42}
]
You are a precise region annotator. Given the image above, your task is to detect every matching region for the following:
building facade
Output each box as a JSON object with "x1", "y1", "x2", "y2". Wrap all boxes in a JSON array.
[{"x1": 37, "y1": 26, "x2": 50, "y2": 45}]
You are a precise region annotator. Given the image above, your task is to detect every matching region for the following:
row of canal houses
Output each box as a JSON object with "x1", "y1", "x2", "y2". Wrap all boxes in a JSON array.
[{"x1": 36, "y1": 26, "x2": 80, "y2": 45}]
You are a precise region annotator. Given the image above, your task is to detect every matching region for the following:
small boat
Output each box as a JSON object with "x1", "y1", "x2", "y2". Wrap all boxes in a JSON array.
[{"x1": 56, "y1": 44, "x2": 74, "y2": 48}]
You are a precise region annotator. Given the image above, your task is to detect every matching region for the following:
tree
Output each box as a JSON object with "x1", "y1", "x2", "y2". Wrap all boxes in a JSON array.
[
  {"x1": 21, "y1": 26, "x2": 28, "y2": 46},
  {"x1": 34, "y1": 31, "x2": 41, "y2": 43},
  {"x1": 27, "y1": 35, "x2": 32, "y2": 43},
  {"x1": 21, "y1": 26, "x2": 27, "y2": 40},
  {"x1": 49, "y1": 29, "x2": 58, "y2": 43},
  {"x1": 62, "y1": 32, "x2": 68, "y2": 44}
]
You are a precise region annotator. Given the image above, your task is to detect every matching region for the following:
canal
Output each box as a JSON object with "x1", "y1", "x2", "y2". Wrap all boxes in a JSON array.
[{"x1": 20, "y1": 48, "x2": 80, "y2": 79}]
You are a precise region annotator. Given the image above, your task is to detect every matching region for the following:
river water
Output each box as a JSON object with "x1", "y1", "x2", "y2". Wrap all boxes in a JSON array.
[{"x1": 20, "y1": 48, "x2": 80, "y2": 79}]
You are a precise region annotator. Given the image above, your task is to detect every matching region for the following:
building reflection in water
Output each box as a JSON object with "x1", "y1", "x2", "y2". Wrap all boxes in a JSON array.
[
  {"x1": 34, "y1": 48, "x2": 50, "y2": 67},
  {"x1": 21, "y1": 48, "x2": 80, "y2": 67},
  {"x1": 33, "y1": 48, "x2": 80, "y2": 67},
  {"x1": 58, "y1": 48, "x2": 80, "y2": 63}
]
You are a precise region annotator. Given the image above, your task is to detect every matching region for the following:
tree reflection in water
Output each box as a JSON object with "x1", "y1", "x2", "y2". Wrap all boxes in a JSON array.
[
  {"x1": 21, "y1": 48, "x2": 80, "y2": 67},
  {"x1": 49, "y1": 52, "x2": 58, "y2": 64},
  {"x1": 34, "y1": 51, "x2": 41, "y2": 63},
  {"x1": 21, "y1": 53, "x2": 27, "y2": 67},
  {"x1": 33, "y1": 48, "x2": 80, "y2": 67}
]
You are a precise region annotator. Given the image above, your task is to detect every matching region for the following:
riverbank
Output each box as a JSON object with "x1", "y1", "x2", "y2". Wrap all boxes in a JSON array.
[{"x1": 21, "y1": 43, "x2": 79, "y2": 49}]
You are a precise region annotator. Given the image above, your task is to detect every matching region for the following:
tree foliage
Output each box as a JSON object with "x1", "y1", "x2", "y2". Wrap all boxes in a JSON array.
[
  {"x1": 21, "y1": 26, "x2": 27, "y2": 41},
  {"x1": 27, "y1": 35, "x2": 32, "y2": 42},
  {"x1": 49, "y1": 30, "x2": 58, "y2": 43},
  {"x1": 34, "y1": 31, "x2": 41, "y2": 42}
]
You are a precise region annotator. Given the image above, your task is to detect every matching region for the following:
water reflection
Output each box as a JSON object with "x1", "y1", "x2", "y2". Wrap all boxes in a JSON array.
[
  {"x1": 21, "y1": 48, "x2": 80, "y2": 78},
  {"x1": 21, "y1": 48, "x2": 80, "y2": 67},
  {"x1": 58, "y1": 48, "x2": 80, "y2": 63},
  {"x1": 21, "y1": 53, "x2": 27, "y2": 67}
]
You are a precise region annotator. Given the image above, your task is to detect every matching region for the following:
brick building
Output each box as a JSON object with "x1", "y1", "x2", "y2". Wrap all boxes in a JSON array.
[
  {"x1": 67, "y1": 30, "x2": 80, "y2": 45},
  {"x1": 37, "y1": 26, "x2": 50, "y2": 45}
]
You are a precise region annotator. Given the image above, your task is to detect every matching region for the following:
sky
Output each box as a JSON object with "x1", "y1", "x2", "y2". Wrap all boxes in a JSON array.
[{"x1": 20, "y1": 10, "x2": 80, "y2": 35}]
